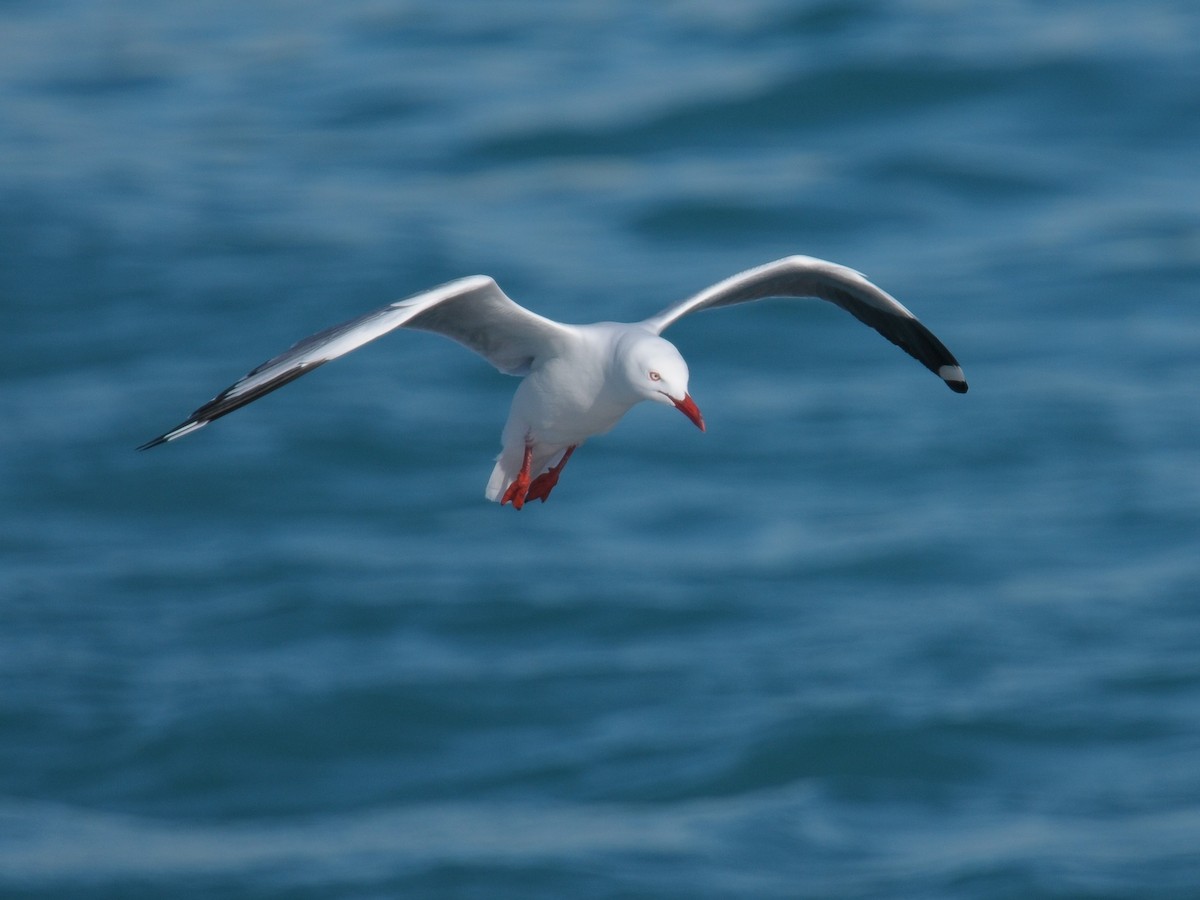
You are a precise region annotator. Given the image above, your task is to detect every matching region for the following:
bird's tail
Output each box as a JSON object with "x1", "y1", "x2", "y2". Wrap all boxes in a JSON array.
[{"x1": 485, "y1": 453, "x2": 517, "y2": 503}]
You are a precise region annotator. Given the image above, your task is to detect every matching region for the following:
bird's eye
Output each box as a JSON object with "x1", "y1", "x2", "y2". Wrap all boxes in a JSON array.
[{"x1": 649, "y1": 371, "x2": 662, "y2": 382}]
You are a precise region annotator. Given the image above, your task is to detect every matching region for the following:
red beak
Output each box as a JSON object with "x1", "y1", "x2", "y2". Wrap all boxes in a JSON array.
[{"x1": 672, "y1": 393, "x2": 706, "y2": 432}]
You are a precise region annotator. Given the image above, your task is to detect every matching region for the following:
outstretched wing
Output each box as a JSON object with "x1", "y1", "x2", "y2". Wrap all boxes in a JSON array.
[
  {"x1": 139, "y1": 275, "x2": 569, "y2": 449},
  {"x1": 640, "y1": 256, "x2": 968, "y2": 393}
]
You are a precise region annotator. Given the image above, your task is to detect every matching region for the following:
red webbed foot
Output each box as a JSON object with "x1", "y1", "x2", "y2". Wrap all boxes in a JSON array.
[
  {"x1": 500, "y1": 444, "x2": 535, "y2": 510},
  {"x1": 501, "y1": 475, "x2": 530, "y2": 509},
  {"x1": 524, "y1": 446, "x2": 576, "y2": 504}
]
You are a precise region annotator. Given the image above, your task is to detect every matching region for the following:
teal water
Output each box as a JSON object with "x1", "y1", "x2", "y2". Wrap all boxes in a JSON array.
[{"x1": 3, "y1": 2, "x2": 1200, "y2": 897}]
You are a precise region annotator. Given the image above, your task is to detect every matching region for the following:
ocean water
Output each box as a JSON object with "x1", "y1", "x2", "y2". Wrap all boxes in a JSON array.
[{"x1": 3, "y1": 1, "x2": 1199, "y2": 897}]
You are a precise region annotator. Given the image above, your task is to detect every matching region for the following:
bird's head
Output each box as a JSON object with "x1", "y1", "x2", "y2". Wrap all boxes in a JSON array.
[{"x1": 618, "y1": 333, "x2": 705, "y2": 432}]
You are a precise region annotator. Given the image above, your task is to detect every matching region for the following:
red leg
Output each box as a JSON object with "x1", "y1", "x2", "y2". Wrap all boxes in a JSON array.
[
  {"x1": 525, "y1": 445, "x2": 577, "y2": 504},
  {"x1": 500, "y1": 444, "x2": 534, "y2": 510}
]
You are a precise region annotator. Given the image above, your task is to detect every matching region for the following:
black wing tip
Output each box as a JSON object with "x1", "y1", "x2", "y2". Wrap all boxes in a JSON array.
[
  {"x1": 936, "y1": 364, "x2": 968, "y2": 394},
  {"x1": 136, "y1": 418, "x2": 208, "y2": 450}
]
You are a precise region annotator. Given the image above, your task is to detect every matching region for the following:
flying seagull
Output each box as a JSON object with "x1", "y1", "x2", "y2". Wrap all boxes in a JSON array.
[{"x1": 140, "y1": 255, "x2": 967, "y2": 508}]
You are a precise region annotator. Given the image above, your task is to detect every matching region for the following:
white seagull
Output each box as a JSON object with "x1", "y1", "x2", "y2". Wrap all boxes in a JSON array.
[{"x1": 140, "y1": 255, "x2": 967, "y2": 508}]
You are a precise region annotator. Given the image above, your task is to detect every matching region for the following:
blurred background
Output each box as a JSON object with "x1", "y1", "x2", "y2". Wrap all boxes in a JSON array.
[{"x1": 3, "y1": 1, "x2": 1198, "y2": 897}]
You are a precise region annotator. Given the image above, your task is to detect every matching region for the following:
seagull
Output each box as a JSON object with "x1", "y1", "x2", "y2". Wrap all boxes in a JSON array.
[{"x1": 139, "y1": 255, "x2": 967, "y2": 508}]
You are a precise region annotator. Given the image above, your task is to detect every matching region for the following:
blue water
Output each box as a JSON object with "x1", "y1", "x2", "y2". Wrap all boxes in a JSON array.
[{"x1": 3, "y1": 2, "x2": 1199, "y2": 897}]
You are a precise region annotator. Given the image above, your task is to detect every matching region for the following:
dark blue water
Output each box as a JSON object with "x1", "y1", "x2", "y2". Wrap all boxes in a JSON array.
[{"x1": 3, "y1": 2, "x2": 1199, "y2": 897}]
